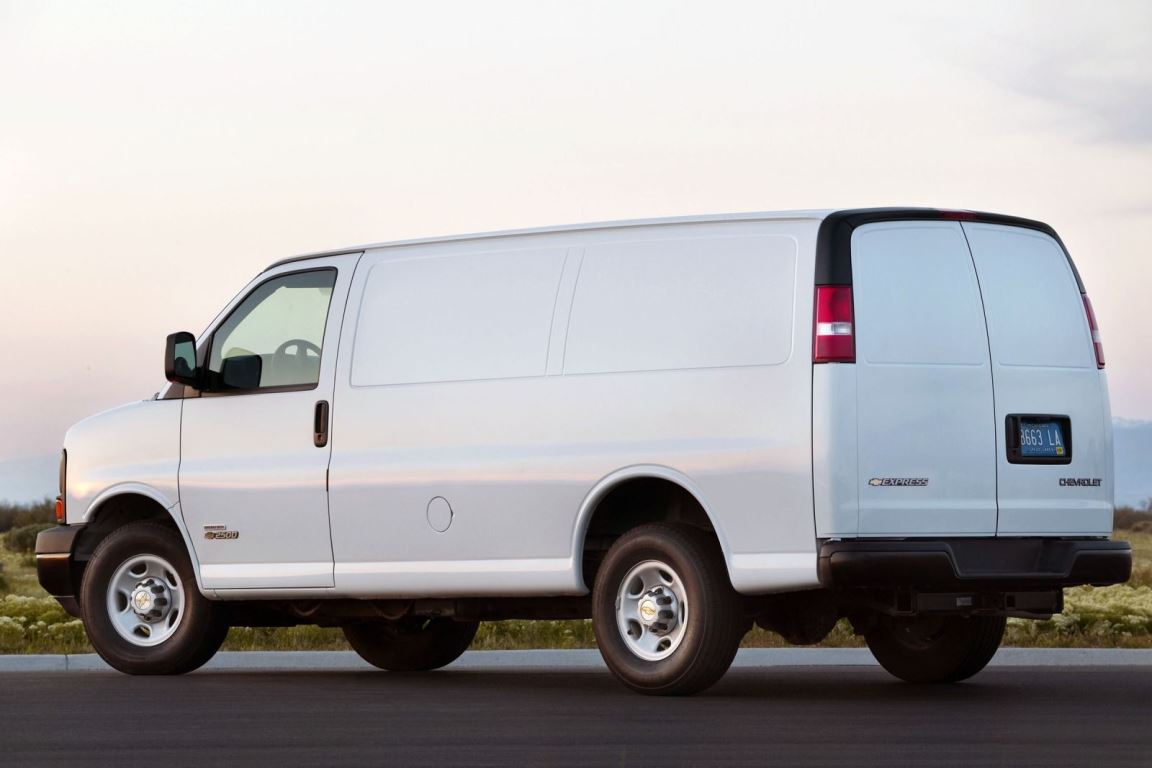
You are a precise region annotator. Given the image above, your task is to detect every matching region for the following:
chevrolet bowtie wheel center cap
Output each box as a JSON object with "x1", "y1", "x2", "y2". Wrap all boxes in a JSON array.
[
  {"x1": 130, "y1": 578, "x2": 169, "y2": 620},
  {"x1": 638, "y1": 587, "x2": 679, "y2": 636}
]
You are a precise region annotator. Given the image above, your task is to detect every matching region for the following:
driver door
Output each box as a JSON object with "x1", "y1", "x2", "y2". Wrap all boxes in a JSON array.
[{"x1": 179, "y1": 254, "x2": 360, "y2": 590}]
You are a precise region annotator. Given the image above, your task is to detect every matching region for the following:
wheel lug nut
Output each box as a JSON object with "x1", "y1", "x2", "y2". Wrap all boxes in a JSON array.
[
  {"x1": 151, "y1": 586, "x2": 164, "y2": 594},
  {"x1": 653, "y1": 622, "x2": 668, "y2": 632},
  {"x1": 659, "y1": 610, "x2": 673, "y2": 619},
  {"x1": 656, "y1": 596, "x2": 672, "y2": 605},
  {"x1": 155, "y1": 598, "x2": 168, "y2": 607}
]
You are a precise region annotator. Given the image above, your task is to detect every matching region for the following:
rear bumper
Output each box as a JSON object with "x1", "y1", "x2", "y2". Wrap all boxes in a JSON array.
[
  {"x1": 35, "y1": 525, "x2": 85, "y2": 617},
  {"x1": 818, "y1": 538, "x2": 1132, "y2": 590}
]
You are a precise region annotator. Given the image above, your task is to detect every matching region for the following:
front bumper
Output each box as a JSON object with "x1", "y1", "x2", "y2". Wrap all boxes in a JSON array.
[
  {"x1": 818, "y1": 537, "x2": 1132, "y2": 590},
  {"x1": 35, "y1": 525, "x2": 85, "y2": 617}
]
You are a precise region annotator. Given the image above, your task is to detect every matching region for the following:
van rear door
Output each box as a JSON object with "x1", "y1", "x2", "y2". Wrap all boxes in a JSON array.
[
  {"x1": 851, "y1": 221, "x2": 998, "y2": 536},
  {"x1": 961, "y1": 223, "x2": 1113, "y2": 535}
]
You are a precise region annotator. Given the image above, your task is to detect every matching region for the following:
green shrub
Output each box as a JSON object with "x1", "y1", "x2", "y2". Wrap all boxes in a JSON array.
[
  {"x1": 223, "y1": 626, "x2": 347, "y2": 652},
  {"x1": 5, "y1": 523, "x2": 55, "y2": 555},
  {"x1": 0, "y1": 500, "x2": 54, "y2": 534},
  {"x1": 0, "y1": 596, "x2": 88, "y2": 653},
  {"x1": 473, "y1": 620, "x2": 597, "y2": 650},
  {"x1": 1115, "y1": 505, "x2": 1152, "y2": 532}
]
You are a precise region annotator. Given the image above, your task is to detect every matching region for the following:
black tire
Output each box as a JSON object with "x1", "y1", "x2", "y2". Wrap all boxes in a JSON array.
[
  {"x1": 80, "y1": 521, "x2": 228, "y2": 675},
  {"x1": 592, "y1": 523, "x2": 746, "y2": 696},
  {"x1": 343, "y1": 617, "x2": 479, "y2": 671},
  {"x1": 865, "y1": 614, "x2": 1005, "y2": 684}
]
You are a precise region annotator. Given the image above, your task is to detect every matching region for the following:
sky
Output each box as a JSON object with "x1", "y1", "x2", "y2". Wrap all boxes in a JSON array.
[{"x1": 1, "y1": 0, "x2": 1150, "y2": 478}]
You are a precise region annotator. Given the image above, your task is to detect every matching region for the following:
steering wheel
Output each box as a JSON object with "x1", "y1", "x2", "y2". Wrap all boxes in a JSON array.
[{"x1": 273, "y1": 338, "x2": 321, "y2": 361}]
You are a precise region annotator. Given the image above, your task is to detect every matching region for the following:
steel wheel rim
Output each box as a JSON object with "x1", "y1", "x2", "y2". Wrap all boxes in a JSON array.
[
  {"x1": 614, "y1": 559, "x2": 688, "y2": 661},
  {"x1": 106, "y1": 554, "x2": 185, "y2": 647}
]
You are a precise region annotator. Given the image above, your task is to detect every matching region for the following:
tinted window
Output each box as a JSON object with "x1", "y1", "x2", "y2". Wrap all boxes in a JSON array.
[
  {"x1": 852, "y1": 224, "x2": 989, "y2": 366},
  {"x1": 209, "y1": 269, "x2": 336, "y2": 389},
  {"x1": 963, "y1": 225, "x2": 1092, "y2": 369}
]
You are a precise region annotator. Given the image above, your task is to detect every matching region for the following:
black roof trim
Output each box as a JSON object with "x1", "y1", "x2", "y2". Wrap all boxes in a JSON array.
[
  {"x1": 815, "y1": 207, "x2": 1084, "y2": 291},
  {"x1": 267, "y1": 249, "x2": 363, "y2": 271}
]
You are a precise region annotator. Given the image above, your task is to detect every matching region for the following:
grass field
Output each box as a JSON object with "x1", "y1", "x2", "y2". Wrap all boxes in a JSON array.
[{"x1": 1, "y1": 523, "x2": 1149, "y2": 655}]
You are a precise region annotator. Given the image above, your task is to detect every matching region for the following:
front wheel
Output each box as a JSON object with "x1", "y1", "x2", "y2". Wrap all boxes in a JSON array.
[
  {"x1": 865, "y1": 614, "x2": 1005, "y2": 684},
  {"x1": 80, "y1": 521, "x2": 228, "y2": 675},
  {"x1": 592, "y1": 523, "x2": 746, "y2": 696},
  {"x1": 343, "y1": 617, "x2": 479, "y2": 671}
]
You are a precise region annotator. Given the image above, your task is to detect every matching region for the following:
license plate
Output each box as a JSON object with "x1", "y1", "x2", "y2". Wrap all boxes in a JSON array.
[{"x1": 1018, "y1": 421, "x2": 1066, "y2": 458}]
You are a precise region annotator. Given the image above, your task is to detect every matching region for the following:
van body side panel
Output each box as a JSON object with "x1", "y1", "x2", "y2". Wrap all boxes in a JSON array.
[
  {"x1": 851, "y1": 221, "x2": 998, "y2": 536},
  {"x1": 811, "y1": 363, "x2": 860, "y2": 537},
  {"x1": 962, "y1": 223, "x2": 1113, "y2": 535},
  {"x1": 1103, "y1": 383, "x2": 1116, "y2": 511},
  {"x1": 563, "y1": 236, "x2": 796, "y2": 374},
  {"x1": 350, "y1": 247, "x2": 567, "y2": 387},
  {"x1": 327, "y1": 221, "x2": 819, "y2": 597}
]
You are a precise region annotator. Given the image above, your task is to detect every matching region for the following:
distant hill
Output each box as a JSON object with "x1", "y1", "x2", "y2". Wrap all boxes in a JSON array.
[
  {"x1": 2, "y1": 421, "x2": 1150, "y2": 507},
  {"x1": 1114, "y1": 419, "x2": 1152, "y2": 508}
]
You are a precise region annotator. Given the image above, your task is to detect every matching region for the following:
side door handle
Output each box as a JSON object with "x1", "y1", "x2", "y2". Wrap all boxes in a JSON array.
[{"x1": 314, "y1": 400, "x2": 330, "y2": 448}]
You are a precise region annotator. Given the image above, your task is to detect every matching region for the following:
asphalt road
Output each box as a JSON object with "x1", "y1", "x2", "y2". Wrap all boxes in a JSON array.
[{"x1": 2, "y1": 663, "x2": 1149, "y2": 767}]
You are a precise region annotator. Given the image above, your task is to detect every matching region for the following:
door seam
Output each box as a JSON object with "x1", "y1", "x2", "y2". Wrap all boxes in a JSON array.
[
  {"x1": 959, "y1": 222, "x2": 1000, "y2": 535},
  {"x1": 321, "y1": 251, "x2": 365, "y2": 585}
]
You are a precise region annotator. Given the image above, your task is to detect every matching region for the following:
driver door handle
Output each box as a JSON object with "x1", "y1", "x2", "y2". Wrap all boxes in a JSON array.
[{"x1": 314, "y1": 400, "x2": 330, "y2": 448}]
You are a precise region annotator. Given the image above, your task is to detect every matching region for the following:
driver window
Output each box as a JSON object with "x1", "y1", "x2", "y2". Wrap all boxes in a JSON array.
[{"x1": 209, "y1": 269, "x2": 337, "y2": 390}]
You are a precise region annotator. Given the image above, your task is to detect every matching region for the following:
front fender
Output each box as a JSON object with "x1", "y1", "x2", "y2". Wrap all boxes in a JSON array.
[{"x1": 64, "y1": 397, "x2": 181, "y2": 525}]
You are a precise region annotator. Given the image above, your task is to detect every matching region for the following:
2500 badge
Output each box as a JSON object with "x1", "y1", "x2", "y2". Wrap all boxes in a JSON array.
[{"x1": 203, "y1": 525, "x2": 240, "y2": 540}]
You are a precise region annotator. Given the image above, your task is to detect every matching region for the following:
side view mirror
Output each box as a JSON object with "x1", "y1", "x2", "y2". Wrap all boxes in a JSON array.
[{"x1": 164, "y1": 331, "x2": 201, "y2": 387}]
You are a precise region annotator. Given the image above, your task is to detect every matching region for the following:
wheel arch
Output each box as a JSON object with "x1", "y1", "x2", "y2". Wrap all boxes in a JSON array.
[
  {"x1": 76, "y1": 487, "x2": 207, "y2": 595},
  {"x1": 572, "y1": 465, "x2": 735, "y2": 591}
]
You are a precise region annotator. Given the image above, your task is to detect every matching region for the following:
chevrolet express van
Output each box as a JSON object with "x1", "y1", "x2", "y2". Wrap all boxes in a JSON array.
[{"x1": 37, "y1": 208, "x2": 1131, "y2": 694}]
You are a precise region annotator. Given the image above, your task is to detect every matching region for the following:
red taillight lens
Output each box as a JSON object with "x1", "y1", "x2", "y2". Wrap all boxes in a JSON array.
[
  {"x1": 55, "y1": 496, "x2": 65, "y2": 524},
  {"x1": 813, "y1": 285, "x2": 855, "y2": 363},
  {"x1": 1083, "y1": 294, "x2": 1105, "y2": 369}
]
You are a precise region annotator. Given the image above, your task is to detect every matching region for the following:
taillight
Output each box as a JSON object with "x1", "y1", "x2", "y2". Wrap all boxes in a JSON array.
[
  {"x1": 813, "y1": 285, "x2": 855, "y2": 363},
  {"x1": 1082, "y1": 294, "x2": 1105, "y2": 368},
  {"x1": 938, "y1": 210, "x2": 978, "y2": 221},
  {"x1": 56, "y1": 450, "x2": 67, "y2": 524}
]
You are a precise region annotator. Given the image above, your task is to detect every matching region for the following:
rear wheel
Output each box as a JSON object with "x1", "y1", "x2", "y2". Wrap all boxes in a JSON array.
[
  {"x1": 592, "y1": 523, "x2": 746, "y2": 695},
  {"x1": 80, "y1": 521, "x2": 228, "y2": 675},
  {"x1": 865, "y1": 614, "x2": 1005, "y2": 683},
  {"x1": 343, "y1": 617, "x2": 479, "y2": 671}
]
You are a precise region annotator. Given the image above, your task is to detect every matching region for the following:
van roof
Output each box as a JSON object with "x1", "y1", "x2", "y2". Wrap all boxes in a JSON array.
[
  {"x1": 266, "y1": 209, "x2": 837, "y2": 270},
  {"x1": 267, "y1": 207, "x2": 1061, "y2": 271}
]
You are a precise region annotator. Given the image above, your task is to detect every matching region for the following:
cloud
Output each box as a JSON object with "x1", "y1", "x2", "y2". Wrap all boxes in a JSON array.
[
  {"x1": 927, "y1": 1, "x2": 1152, "y2": 144},
  {"x1": 1003, "y1": 51, "x2": 1152, "y2": 144}
]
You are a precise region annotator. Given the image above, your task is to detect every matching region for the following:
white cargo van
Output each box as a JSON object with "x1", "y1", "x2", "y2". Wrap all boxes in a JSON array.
[{"x1": 37, "y1": 208, "x2": 1131, "y2": 694}]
